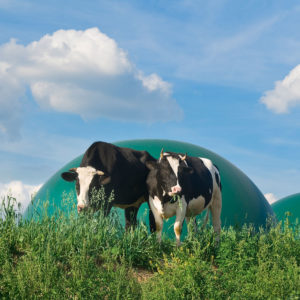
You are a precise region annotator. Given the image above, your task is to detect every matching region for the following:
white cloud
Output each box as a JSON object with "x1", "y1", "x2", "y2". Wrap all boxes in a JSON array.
[
  {"x1": 264, "y1": 193, "x2": 278, "y2": 204},
  {"x1": 261, "y1": 65, "x2": 300, "y2": 113},
  {"x1": 0, "y1": 181, "x2": 42, "y2": 214},
  {"x1": 0, "y1": 27, "x2": 182, "y2": 138},
  {"x1": 0, "y1": 61, "x2": 25, "y2": 139}
]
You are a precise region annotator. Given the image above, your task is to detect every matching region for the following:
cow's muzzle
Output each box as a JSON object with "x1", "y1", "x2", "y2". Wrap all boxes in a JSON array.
[{"x1": 168, "y1": 185, "x2": 182, "y2": 196}]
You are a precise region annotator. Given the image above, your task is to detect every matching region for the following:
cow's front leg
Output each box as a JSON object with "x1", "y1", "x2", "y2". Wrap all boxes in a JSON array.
[
  {"x1": 154, "y1": 215, "x2": 163, "y2": 243},
  {"x1": 149, "y1": 197, "x2": 163, "y2": 243},
  {"x1": 124, "y1": 206, "x2": 139, "y2": 230},
  {"x1": 148, "y1": 208, "x2": 156, "y2": 233},
  {"x1": 174, "y1": 198, "x2": 187, "y2": 246}
]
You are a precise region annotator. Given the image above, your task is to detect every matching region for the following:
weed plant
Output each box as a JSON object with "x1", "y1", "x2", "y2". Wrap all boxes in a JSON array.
[{"x1": 0, "y1": 192, "x2": 299, "y2": 299}]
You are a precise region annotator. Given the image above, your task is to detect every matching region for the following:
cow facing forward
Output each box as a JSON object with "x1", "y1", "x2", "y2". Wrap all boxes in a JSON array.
[
  {"x1": 146, "y1": 150, "x2": 222, "y2": 245},
  {"x1": 61, "y1": 141, "x2": 156, "y2": 229}
]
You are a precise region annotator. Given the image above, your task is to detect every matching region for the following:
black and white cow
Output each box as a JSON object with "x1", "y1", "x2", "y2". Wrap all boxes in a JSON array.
[
  {"x1": 146, "y1": 150, "x2": 222, "y2": 245},
  {"x1": 61, "y1": 141, "x2": 156, "y2": 229}
]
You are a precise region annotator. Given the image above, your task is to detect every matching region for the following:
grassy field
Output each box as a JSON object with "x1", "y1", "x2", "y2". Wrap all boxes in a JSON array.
[{"x1": 0, "y1": 194, "x2": 299, "y2": 299}]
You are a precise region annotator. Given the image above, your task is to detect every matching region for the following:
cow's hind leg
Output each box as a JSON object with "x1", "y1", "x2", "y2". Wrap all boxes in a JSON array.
[
  {"x1": 200, "y1": 209, "x2": 210, "y2": 231},
  {"x1": 125, "y1": 206, "x2": 139, "y2": 230},
  {"x1": 210, "y1": 191, "x2": 222, "y2": 243}
]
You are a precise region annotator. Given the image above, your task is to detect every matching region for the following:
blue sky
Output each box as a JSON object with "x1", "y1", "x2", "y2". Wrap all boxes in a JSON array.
[{"x1": 1, "y1": 0, "x2": 300, "y2": 208}]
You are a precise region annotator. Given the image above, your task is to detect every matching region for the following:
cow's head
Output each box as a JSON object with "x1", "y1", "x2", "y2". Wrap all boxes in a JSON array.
[
  {"x1": 146, "y1": 149, "x2": 193, "y2": 199},
  {"x1": 61, "y1": 166, "x2": 111, "y2": 213}
]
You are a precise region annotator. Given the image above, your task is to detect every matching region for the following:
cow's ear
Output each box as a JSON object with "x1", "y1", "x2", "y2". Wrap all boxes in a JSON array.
[
  {"x1": 145, "y1": 161, "x2": 157, "y2": 170},
  {"x1": 100, "y1": 175, "x2": 111, "y2": 185},
  {"x1": 61, "y1": 172, "x2": 77, "y2": 182}
]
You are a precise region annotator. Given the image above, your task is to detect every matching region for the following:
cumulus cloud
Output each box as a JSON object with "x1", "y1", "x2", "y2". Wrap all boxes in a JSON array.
[
  {"x1": 264, "y1": 193, "x2": 278, "y2": 204},
  {"x1": 0, "y1": 181, "x2": 42, "y2": 214},
  {"x1": 261, "y1": 65, "x2": 300, "y2": 113},
  {"x1": 0, "y1": 27, "x2": 182, "y2": 137}
]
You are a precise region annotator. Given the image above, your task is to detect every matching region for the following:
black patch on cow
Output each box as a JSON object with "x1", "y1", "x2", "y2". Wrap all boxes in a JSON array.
[
  {"x1": 181, "y1": 156, "x2": 213, "y2": 208},
  {"x1": 215, "y1": 172, "x2": 220, "y2": 188},
  {"x1": 146, "y1": 168, "x2": 164, "y2": 200},
  {"x1": 213, "y1": 164, "x2": 219, "y2": 171}
]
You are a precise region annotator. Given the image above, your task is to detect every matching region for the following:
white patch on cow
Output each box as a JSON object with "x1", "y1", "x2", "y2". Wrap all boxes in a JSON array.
[
  {"x1": 166, "y1": 154, "x2": 182, "y2": 195},
  {"x1": 149, "y1": 196, "x2": 164, "y2": 242},
  {"x1": 152, "y1": 196, "x2": 164, "y2": 215},
  {"x1": 151, "y1": 195, "x2": 181, "y2": 219},
  {"x1": 166, "y1": 155, "x2": 180, "y2": 177},
  {"x1": 186, "y1": 195, "x2": 206, "y2": 217},
  {"x1": 76, "y1": 166, "x2": 100, "y2": 207},
  {"x1": 199, "y1": 157, "x2": 213, "y2": 171},
  {"x1": 161, "y1": 200, "x2": 180, "y2": 219}
]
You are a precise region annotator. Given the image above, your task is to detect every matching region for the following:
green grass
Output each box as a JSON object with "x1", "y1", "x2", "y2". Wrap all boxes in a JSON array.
[{"x1": 0, "y1": 194, "x2": 299, "y2": 299}]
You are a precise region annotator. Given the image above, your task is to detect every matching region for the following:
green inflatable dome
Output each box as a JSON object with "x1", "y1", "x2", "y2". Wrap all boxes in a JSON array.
[
  {"x1": 25, "y1": 140, "x2": 274, "y2": 239},
  {"x1": 272, "y1": 193, "x2": 300, "y2": 224}
]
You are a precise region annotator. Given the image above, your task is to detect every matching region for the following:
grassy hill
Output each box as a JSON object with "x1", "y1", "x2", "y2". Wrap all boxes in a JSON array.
[{"x1": 0, "y1": 194, "x2": 299, "y2": 299}]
